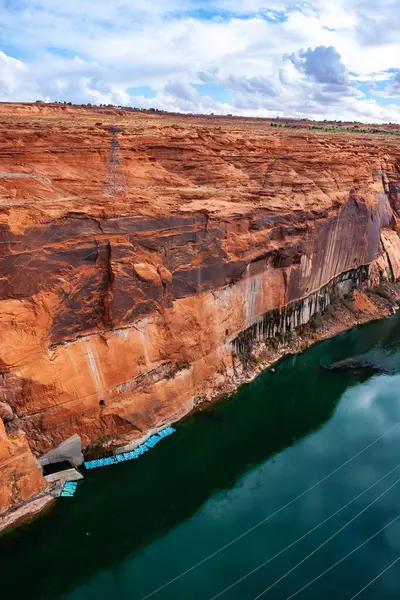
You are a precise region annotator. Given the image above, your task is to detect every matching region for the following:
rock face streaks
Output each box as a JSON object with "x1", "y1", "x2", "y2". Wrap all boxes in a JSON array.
[{"x1": 0, "y1": 103, "x2": 400, "y2": 515}]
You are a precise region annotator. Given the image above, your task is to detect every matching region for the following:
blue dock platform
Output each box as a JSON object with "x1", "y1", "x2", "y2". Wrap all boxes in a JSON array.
[
  {"x1": 84, "y1": 426, "x2": 176, "y2": 470},
  {"x1": 60, "y1": 481, "x2": 78, "y2": 497}
]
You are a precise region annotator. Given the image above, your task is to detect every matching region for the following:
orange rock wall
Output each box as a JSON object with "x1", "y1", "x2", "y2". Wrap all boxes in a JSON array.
[
  {"x1": 1, "y1": 103, "x2": 400, "y2": 513},
  {"x1": 0, "y1": 419, "x2": 44, "y2": 514}
]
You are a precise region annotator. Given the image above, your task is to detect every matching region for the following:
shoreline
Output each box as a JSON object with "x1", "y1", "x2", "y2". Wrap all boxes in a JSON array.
[
  {"x1": 0, "y1": 494, "x2": 56, "y2": 536},
  {"x1": 189, "y1": 287, "x2": 398, "y2": 412},
  {"x1": 1, "y1": 287, "x2": 397, "y2": 534}
]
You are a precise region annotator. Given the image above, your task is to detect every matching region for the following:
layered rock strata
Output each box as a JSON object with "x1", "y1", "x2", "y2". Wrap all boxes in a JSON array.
[{"x1": 0, "y1": 103, "x2": 400, "y2": 514}]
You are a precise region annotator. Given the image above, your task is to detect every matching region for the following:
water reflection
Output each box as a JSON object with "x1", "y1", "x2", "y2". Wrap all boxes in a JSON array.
[{"x1": 1, "y1": 315, "x2": 400, "y2": 600}]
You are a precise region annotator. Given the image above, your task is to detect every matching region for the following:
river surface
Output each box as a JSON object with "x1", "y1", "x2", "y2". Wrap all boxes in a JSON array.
[{"x1": 2, "y1": 315, "x2": 400, "y2": 600}]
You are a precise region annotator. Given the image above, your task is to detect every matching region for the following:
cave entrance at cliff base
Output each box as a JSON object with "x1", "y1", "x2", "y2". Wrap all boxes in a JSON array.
[{"x1": 42, "y1": 461, "x2": 73, "y2": 477}]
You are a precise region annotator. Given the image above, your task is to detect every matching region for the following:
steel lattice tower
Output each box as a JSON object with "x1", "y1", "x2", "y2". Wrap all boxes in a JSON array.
[{"x1": 101, "y1": 126, "x2": 127, "y2": 199}]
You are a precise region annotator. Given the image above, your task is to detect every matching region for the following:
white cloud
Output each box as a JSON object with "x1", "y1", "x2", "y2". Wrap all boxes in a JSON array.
[
  {"x1": 351, "y1": 0, "x2": 400, "y2": 46},
  {"x1": 164, "y1": 80, "x2": 198, "y2": 103},
  {"x1": 0, "y1": 0, "x2": 399, "y2": 122},
  {"x1": 0, "y1": 50, "x2": 35, "y2": 99},
  {"x1": 287, "y1": 46, "x2": 349, "y2": 85},
  {"x1": 384, "y1": 71, "x2": 400, "y2": 98}
]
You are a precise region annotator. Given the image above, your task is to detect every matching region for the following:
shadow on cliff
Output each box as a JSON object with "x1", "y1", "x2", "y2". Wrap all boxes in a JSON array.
[{"x1": 1, "y1": 314, "x2": 400, "y2": 600}]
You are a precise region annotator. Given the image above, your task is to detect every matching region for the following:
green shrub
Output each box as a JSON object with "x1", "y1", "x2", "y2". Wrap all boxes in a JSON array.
[
  {"x1": 310, "y1": 313, "x2": 324, "y2": 331},
  {"x1": 324, "y1": 303, "x2": 336, "y2": 317},
  {"x1": 373, "y1": 285, "x2": 393, "y2": 302},
  {"x1": 278, "y1": 330, "x2": 293, "y2": 343},
  {"x1": 265, "y1": 337, "x2": 279, "y2": 350},
  {"x1": 296, "y1": 323, "x2": 311, "y2": 337},
  {"x1": 340, "y1": 290, "x2": 355, "y2": 310},
  {"x1": 84, "y1": 434, "x2": 121, "y2": 460}
]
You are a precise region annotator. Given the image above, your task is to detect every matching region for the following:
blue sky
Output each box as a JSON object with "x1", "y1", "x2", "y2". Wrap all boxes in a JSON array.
[{"x1": 0, "y1": 0, "x2": 400, "y2": 122}]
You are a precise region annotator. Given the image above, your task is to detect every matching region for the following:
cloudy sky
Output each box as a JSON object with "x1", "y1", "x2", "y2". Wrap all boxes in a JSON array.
[{"x1": 1, "y1": 0, "x2": 400, "y2": 122}]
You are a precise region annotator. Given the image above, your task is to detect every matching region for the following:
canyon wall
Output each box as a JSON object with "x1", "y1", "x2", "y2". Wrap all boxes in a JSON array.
[{"x1": 1, "y1": 103, "x2": 400, "y2": 514}]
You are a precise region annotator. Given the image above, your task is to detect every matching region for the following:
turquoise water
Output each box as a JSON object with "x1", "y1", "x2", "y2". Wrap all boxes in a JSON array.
[{"x1": 2, "y1": 315, "x2": 400, "y2": 599}]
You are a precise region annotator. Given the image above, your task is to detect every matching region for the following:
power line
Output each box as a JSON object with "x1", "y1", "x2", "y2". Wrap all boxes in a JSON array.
[
  {"x1": 139, "y1": 422, "x2": 400, "y2": 600},
  {"x1": 101, "y1": 126, "x2": 127, "y2": 200},
  {"x1": 285, "y1": 515, "x2": 400, "y2": 600},
  {"x1": 208, "y1": 461, "x2": 400, "y2": 600},
  {"x1": 349, "y1": 555, "x2": 400, "y2": 600},
  {"x1": 252, "y1": 475, "x2": 400, "y2": 599},
  {"x1": 0, "y1": 128, "x2": 125, "y2": 297}
]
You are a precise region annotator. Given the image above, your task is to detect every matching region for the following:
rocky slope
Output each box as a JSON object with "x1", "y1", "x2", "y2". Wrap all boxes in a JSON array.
[{"x1": 1, "y1": 103, "x2": 400, "y2": 515}]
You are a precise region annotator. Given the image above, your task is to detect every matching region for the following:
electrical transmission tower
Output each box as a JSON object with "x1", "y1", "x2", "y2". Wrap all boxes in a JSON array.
[{"x1": 101, "y1": 126, "x2": 127, "y2": 200}]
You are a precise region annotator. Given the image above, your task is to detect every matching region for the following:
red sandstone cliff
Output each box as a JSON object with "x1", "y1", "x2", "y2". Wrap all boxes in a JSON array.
[{"x1": 1, "y1": 103, "x2": 400, "y2": 514}]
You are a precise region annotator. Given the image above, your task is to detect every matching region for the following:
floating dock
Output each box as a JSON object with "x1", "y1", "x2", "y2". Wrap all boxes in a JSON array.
[
  {"x1": 60, "y1": 481, "x2": 78, "y2": 497},
  {"x1": 84, "y1": 426, "x2": 176, "y2": 470}
]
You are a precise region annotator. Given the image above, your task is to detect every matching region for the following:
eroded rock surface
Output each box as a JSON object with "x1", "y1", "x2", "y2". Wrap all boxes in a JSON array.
[{"x1": 1, "y1": 103, "x2": 400, "y2": 514}]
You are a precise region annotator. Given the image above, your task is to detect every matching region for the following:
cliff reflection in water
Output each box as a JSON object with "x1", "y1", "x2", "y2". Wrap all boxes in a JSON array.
[{"x1": 1, "y1": 313, "x2": 400, "y2": 600}]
